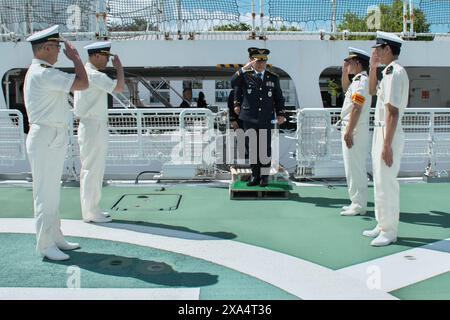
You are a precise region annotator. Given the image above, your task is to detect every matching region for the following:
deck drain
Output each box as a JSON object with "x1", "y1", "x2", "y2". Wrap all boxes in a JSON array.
[
  {"x1": 111, "y1": 194, "x2": 182, "y2": 212},
  {"x1": 137, "y1": 262, "x2": 173, "y2": 275},
  {"x1": 110, "y1": 260, "x2": 123, "y2": 266},
  {"x1": 99, "y1": 257, "x2": 133, "y2": 269},
  {"x1": 404, "y1": 255, "x2": 417, "y2": 260}
]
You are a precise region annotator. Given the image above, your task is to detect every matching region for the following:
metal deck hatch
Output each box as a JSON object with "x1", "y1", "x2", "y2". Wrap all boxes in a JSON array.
[{"x1": 111, "y1": 194, "x2": 182, "y2": 212}]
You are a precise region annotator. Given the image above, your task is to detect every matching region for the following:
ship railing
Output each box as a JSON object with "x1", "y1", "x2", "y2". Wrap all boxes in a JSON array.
[
  {"x1": 295, "y1": 108, "x2": 450, "y2": 179},
  {"x1": 0, "y1": 110, "x2": 25, "y2": 166},
  {"x1": 64, "y1": 108, "x2": 218, "y2": 180}
]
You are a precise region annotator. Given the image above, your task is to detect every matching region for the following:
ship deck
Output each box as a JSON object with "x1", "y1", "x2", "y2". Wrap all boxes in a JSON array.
[{"x1": 0, "y1": 179, "x2": 449, "y2": 300}]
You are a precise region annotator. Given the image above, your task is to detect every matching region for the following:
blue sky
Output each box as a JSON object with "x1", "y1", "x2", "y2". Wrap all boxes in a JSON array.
[{"x1": 234, "y1": 0, "x2": 449, "y2": 33}]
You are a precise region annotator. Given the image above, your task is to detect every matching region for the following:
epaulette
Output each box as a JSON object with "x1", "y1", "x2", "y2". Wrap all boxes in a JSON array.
[
  {"x1": 40, "y1": 64, "x2": 52, "y2": 68},
  {"x1": 243, "y1": 68, "x2": 253, "y2": 73},
  {"x1": 353, "y1": 75, "x2": 361, "y2": 82},
  {"x1": 265, "y1": 69, "x2": 279, "y2": 77},
  {"x1": 385, "y1": 66, "x2": 393, "y2": 75}
]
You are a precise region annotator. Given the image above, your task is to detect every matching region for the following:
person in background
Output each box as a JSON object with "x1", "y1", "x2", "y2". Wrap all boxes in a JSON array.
[
  {"x1": 197, "y1": 91, "x2": 207, "y2": 108},
  {"x1": 179, "y1": 88, "x2": 192, "y2": 108}
]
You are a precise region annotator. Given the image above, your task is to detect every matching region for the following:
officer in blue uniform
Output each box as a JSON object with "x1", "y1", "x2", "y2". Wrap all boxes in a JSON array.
[{"x1": 231, "y1": 48, "x2": 285, "y2": 187}]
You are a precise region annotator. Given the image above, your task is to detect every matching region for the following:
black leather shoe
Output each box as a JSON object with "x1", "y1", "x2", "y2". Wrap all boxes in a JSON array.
[
  {"x1": 247, "y1": 176, "x2": 261, "y2": 186},
  {"x1": 260, "y1": 176, "x2": 269, "y2": 187}
]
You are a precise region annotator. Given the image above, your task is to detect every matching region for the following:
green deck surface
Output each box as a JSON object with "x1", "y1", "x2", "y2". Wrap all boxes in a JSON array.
[
  {"x1": 0, "y1": 233, "x2": 297, "y2": 300},
  {"x1": 230, "y1": 180, "x2": 293, "y2": 191},
  {"x1": 0, "y1": 182, "x2": 449, "y2": 299}
]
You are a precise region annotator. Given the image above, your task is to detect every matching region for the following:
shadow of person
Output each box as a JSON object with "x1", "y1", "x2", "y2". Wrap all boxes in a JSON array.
[
  {"x1": 97, "y1": 220, "x2": 237, "y2": 241},
  {"x1": 288, "y1": 192, "x2": 375, "y2": 209},
  {"x1": 395, "y1": 236, "x2": 446, "y2": 249},
  {"x1": 399, "y1": 210, "x2": 450, "y2": 229},
  {"x1": 48, "y1": 251, "x2": 218, "y2": 287}
]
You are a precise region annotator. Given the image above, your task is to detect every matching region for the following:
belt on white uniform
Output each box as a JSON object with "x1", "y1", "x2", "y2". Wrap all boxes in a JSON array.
[
  {"x1": 373, "y1": 121, "x2": 386, "y2": 127},
  {"x1": 339, "y1": 119, "x2": 370, "y2": 126},
  {"x1": 31, "y1": 122, "x2": 69, "y2": 129}
]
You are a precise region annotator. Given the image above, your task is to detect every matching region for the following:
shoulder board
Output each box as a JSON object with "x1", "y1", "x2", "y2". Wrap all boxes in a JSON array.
[
  {"x1": 243, "y1": 69, "x2": 253, "y2": 73},
  {"x1": 265, "y1": 69, "x2": 279, "y2": 77},
  {"x1": 353, "y1": 75, "x2": 361, "y2": 82},
  {"x1": 386, "y1": 66, "x2": 394, "y2": 75},
  {"x1": 40, "y1": 64, "x2": 52, "y2": 69}
]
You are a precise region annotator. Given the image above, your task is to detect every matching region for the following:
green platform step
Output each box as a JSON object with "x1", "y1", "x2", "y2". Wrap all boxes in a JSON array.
[{"x1": 229, "y1": 180, "x2": 293, "y2": 200}]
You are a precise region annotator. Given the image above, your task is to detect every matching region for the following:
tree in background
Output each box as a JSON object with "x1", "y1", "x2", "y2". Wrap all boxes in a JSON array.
[
  {"x1": 213, "y1": 23, "x2": 252, "y2": 31},
  {"x1": 338, "y1": 0, "x2": 430, "y2": 40},
  {"x1": 213, "y1": 23, "x2": 301, "y2": 32},
  {"x1": 109, "y1": 18, "x2": 158, "y2": 32}
]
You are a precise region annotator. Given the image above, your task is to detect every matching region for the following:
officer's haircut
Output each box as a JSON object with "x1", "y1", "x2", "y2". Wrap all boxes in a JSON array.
[
  {"x1": 390, "y1": 45, "x2": 401, "y2": 56},
  {"x1": 383, "y1": 44, "x2": 401, "y2": 57},
  {"x1": 32, "y1": 43, "x2": 45, "y2": 55},
  {"x1": 356, "y1": 58, "x2": 369, "y2": 71},
  {"x1": 183, "y1": 88, "x2": 192, "y2": 94}
]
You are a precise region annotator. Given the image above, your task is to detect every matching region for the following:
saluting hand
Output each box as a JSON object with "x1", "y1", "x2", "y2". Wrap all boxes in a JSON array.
[
  {"x1": 242, "y1": 59, "x2": 257, "y2": 71},
  {"x1": 63, "y1": 40, "x2": 81, "y2": 62},
  {"x1": 112, "y1": 55, "x2": 123, "y2": 69},
  {"x1": 342, "y1": 61, "x2": 350, "y2": 75},
  {"x1": 370, "y1": 49, "x2": 381, "y2": 69}
]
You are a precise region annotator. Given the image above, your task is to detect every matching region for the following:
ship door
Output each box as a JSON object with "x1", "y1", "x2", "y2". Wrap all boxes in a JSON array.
[{"x1": 410, "y1": 79, "x2": 441, "y2": 108}]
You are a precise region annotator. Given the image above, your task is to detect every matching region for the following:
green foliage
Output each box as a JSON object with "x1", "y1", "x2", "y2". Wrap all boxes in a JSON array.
[
  {"x1": 109, "y1": 18, "x2": 158, "y2": 32},
  {"x1": 267, "y1": 25, "x2": 302, "y2": 32},
  {"x1": 213, "y1": 23, "x2": 252, "y2": 31},
  {"x1": 328, "y1": 79, "x2": 341, "y2": 97},
  {"x1": 338, "y1": 0, "x2": 431, "y2": 40}
]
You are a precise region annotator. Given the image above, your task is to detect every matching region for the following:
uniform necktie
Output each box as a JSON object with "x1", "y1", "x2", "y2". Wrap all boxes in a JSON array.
[{"x1": 256, "y1": 72, "x2": 263, "y2": 86}]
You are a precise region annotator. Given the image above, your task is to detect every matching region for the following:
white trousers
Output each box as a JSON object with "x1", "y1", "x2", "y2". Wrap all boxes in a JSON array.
[
  {"x1": 371, "y1": 127, "x2": 404, "y2": 234},
  {"x1": 78, "y1": 118, "x2": 108, "y2": 219},
  {"x1": 341, "y1": 124, "x2": 370, "y2": 210},
  {"x1": 26, "y1": 124, "x2": 68, "y2": 253}
]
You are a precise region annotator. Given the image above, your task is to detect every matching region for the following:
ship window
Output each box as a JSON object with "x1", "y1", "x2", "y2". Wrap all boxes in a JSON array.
[
  {"x1": 183, "y1": 80, "x2": 203, "y2": 102},
  {"x1": 149, "y1": 80, "x2": 170, "y2": 105},
  {"x1": 215, "y1": 80, "x2": 232, "y2": 103}
]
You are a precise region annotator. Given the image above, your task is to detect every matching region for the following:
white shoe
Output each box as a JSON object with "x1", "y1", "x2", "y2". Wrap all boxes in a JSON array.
[
  {"x1": 101, "y1": 211, "x2": 111, "y2": 217},
  {"x1": 371, "y1": 231, "x2": 397, "y2": 247},
  {"x1": 56, "y1": 239, "x2": 80, "y2": 251},
  {"x1": 83, "y1": 213, "x2": 112, "y2": 223},
  {"x1": 362, "y1": 226, "x2": 381, "y2": 238},
  {"x1": 41, "y1": 245, "x2": 70, "y2": 261},
  {"x1": 342, "y1": 205, "x2": 350, "y2": 211},
  {"x1": 340, "y1": 208, "x2": 366, "y2": 216}
]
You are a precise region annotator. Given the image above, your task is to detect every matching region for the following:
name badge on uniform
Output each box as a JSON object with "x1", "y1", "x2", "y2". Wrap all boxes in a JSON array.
[
  {"x1": 268, "y1": 91, "x2": 272, "y2": 97},
  {"x1": 266, "y1": 81, "x2": 274, "y2": 87}
]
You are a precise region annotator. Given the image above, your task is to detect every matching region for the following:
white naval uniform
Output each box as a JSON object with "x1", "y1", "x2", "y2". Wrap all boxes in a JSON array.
[
  {"x1": 341, "y1": 71, "x2": 372, "y2": 211},
  {"x1": 24, "y1": 59, "x2": 75, "y2": 253},
  {"x1": 372, "y1": 61, "x2": 409, "y2": 235},
  {"x1": 74, "y1": 62, "x2": 116, "y2": 220}
]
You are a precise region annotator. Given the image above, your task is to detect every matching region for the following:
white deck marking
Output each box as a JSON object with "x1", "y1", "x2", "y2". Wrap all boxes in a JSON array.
[
  {"x1": 0, "y1": 218, "x2": 398, "y2": 300},
  {"x1": 337, "y1": 239, "x2": 450, "y2": 292},
  {"x1": 0, "y1": 288, "x2": 199, "y2": 300}
]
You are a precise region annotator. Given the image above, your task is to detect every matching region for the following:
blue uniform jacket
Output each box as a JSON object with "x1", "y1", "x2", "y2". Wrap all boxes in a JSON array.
[{"x1": 231, "y1": 68, "x2": 285, "y2": 129}]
